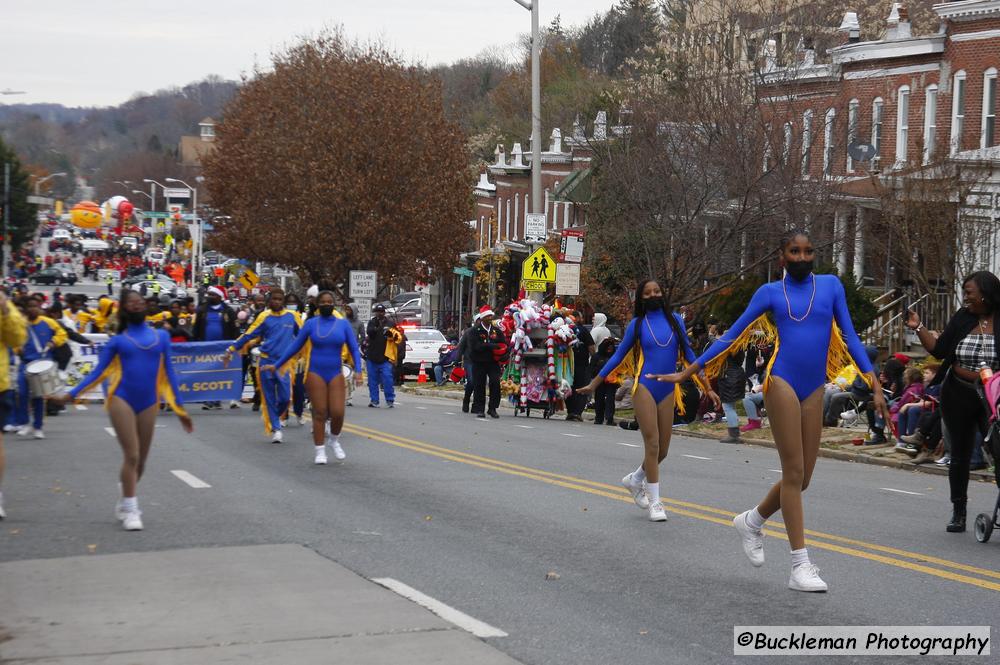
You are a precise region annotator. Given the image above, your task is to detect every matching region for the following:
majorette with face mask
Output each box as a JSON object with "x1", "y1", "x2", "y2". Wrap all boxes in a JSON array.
[{"x1": 649, "y1": 230, "x2": 891, "y2": 593}]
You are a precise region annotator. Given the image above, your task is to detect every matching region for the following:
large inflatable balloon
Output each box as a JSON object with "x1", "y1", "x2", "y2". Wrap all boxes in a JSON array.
[
  {"x1": 117, "y1": 200, "x2": 134, "y2": 223},
  {"x1": 70, "y1": 201, "x2": 103, "y2": 229}
]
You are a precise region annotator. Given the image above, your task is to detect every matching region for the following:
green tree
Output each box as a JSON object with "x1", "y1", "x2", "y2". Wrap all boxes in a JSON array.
[{"x1": 0, "y1": 137, "x2": 38, "y2": 248}]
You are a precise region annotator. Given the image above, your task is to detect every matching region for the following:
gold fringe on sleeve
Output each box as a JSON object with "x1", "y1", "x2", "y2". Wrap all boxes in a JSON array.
[
  {"x1": 827, "y1": 322, "x2": 873, "y2": 389},
  {"x1": 700, "y1": 315, "x2": 777, "y2": 381}
]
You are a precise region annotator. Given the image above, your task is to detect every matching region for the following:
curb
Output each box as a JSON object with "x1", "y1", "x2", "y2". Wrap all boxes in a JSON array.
[{"x1": 398, "y1": 386, "x2": 994, "y2": 482}]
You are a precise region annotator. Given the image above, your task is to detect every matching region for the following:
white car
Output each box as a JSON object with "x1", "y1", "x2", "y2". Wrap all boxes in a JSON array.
[
  {"x1": 399, "y1": 328, "x2": 449, "y2": 375},
  {"x1": 52, "y1": 228, "x2": 71, "y2": 241}
]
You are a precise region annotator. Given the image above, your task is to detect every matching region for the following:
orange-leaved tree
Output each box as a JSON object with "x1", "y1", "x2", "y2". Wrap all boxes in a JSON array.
[{"x1": 204, "y1": 33, "x2": 472, "y2": 294}]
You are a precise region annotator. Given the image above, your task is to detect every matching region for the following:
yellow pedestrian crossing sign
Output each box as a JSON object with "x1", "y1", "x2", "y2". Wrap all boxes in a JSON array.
[{"x1": 522, "y1": 247, "x2": 556, "y2": 284}]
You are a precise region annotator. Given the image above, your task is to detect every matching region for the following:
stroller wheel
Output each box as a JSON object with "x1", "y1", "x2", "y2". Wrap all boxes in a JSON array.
[{"x1": 974, "y1": 513, "x2": 993, "y2": 543}]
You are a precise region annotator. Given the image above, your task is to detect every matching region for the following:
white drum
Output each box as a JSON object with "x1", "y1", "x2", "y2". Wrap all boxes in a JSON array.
[{"x1": 25, "y1": 359, "x2": 62, "y2": 398}]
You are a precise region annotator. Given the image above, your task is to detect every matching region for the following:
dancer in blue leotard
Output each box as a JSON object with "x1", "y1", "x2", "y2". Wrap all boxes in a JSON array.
[
  {"x1": 262, "y1": 291, "x2": 363, "y2": 465},
  {"x1": 579, "y1": 279, "x2": 719, "y2": 522},
  {"x1": 649, "y1": 231, "x2": 891, "y2": 592},
  {"x1": 54, "y1": 290, "x2": 193, "y2": 531}
]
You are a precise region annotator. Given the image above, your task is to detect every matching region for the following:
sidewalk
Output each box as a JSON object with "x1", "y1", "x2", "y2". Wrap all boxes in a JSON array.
[
  {"x1": 0, "y1": 544, "x2": 521, "y2": 665},
  {"x1": 399, "y1": 384, "x2": 996, "y2": 484}
]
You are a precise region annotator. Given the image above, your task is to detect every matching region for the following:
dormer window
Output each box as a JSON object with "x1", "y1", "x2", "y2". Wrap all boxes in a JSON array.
[{"x1": 199, "y1": 118, "x2": 216, "y2": 142}]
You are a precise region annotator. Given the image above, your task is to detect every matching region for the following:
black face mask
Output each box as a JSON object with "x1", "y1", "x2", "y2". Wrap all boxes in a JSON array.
[
  {"x1": 785, "y1": 260, "x2": 814, "y2": 282},
  {"x1": 318, "y1": 305, "x2": 335, "y2": 317},
  {"x1": 643, "y1": 297, "x2": 664, "y2": 311},
  {"x1": 125, "y1": 311, "x2": 146, "y2": 325}
]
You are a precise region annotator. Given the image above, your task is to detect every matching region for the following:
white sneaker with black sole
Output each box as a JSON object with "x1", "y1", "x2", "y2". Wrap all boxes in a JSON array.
[
  {"x1": 0, "y1": 501, "x2": 6, "y2": 520},
  {"x1": 788, "y1": 563, "x2": 828, "y2": 592},
  {"x1": 621, "y1": 473, "x2": 650, "y2": 509},
  {"x1": 647, "y1": 498, "x2": 667, "y2": 522},
  {"x1": 314, "y1": 447, "x2": 328, "y2": 465},
  {"x1": 122, "y1": 511, "x2": 143, "y2": 531},
  {"x1": 271, "y1": 430, "x2": 283, "y2": 444},
  {"x1": 733, "y1": 511, "x2": 765, "y2": 567}
]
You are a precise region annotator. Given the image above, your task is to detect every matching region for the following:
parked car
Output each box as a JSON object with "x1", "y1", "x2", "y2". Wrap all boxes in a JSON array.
[
  {"x1": 399, "y1": 327, "x2": 448, "y2": 375},
  {"x1": 377, "y1": 291, "x2": 421, "y2": 310},
  {"x1": 128, "y1": 280, "x2": 187, "y2": 299},
  {"x1": 386, "y1": 297, "x2": 424, "y2": 324},
  {"x1": 52, "y1": 228, "x2": 71, "y2": 241},
  {"x1": 123, "y1": 273, "x2": 174, "y2": 287},
  {"x1": 29, "y1": 266, "x2": 77, "y2": 285}
]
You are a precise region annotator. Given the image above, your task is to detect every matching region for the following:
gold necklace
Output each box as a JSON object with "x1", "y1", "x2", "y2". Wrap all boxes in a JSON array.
[
  {"x1": 782, "y1": 274, "x2": 817, "y2": 323},
  {"x1": 314, "y1": 316, "x2": 338, "y2": 339},
  {"x1": 645, "y1": 316, "x2": 675, "y2": 348}
]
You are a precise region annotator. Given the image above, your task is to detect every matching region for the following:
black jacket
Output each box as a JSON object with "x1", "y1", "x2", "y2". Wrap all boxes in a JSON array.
[
  {"x1": 717, "y1": 350, "x2": 747, "y2": 403},
  {"x1": 928, "y1": 308, "x2": 1000, "y2": 386},
  {"x1": 468, "y1": 321, "x2": 505, "y2": 363},
  {"x1": 457, "y1": 326, "x2": 475, "y2": 365},
  {"x1": 192, "y1": 303, "x2": 240, "y2": 341},
  {"x1": 366, "y1": 316, "x2": 392, "y2": 363}
]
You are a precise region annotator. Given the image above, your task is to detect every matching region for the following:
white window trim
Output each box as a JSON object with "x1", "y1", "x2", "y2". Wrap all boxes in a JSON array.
[
  {"x1": 895, "y1": 85, "x2": 910, "y2": 165},
  {"x1": 982, "y1": 67, "x2": 997, "y2": 149},
  {"x1": 923, "y1": 84, "x2": 938, "y2": 165},
  {"x1": 951, "y1": 70, "x2": 967, "y2": 155},
  {"x1": 872, "y1": 97, "x2": 884, "y2": 168},
  {"x1": 801, "y1": 109, "x2": 813, "y2": 178},
  {"x1": 783, "y1": 122, "x2": 793, "y2": 165},
  {"x1": 823, "y1": 108, "x2": 836, "y2": 178},
  {"x1": 847, "y1": 99, "x2": 859, "y2": 172},
  {"x1": 762, "y1": 124, "x2": 773, "y2": 171}
]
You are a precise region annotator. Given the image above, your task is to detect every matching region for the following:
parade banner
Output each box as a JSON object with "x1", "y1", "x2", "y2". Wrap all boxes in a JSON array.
[{"x1": 66, "y1": 337, "x2": 241, "y2": 403}]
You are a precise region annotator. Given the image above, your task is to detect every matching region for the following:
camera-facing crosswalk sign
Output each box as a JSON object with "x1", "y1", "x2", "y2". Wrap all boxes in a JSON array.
[{"x1": 521, "y1": 247, "x2": 556, "y2": 284}]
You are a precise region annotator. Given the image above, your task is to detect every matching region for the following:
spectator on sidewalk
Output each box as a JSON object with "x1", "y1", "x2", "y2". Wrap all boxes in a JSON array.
[
  {"x1": 457, "y1": 316, "x2": 477, "y2": 413},
  {"x1": 193, "y1": 287, "x2": 240, "y2": 410},
  {"x1": 0, "y1": 291, "x2": 28, "y2": 518},
  {"x1": 365, "y1": 305, "x2": 402, "y2": 408},
  {"x1": 565, "y1": 312, "x2": 595, "y2": 422},
  {"x1": 590, "y1": 334, "x2": 619, "y2": 426},
  {"x1": 718, "y1": 345, "x2": 747, "y2": 443}
]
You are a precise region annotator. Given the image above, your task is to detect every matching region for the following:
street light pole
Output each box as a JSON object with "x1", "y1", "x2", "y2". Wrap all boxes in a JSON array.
[
  {"x1": 165, "y1": 177, "x2": 198, "y2": 285},
  {"x1": 143, "y1": 179, "x2": 167, "y2": 247},
  {"x1": 510, "y1": 0, "x2": 542, "y2": 217},
  {"x1": 33, "y1": 172, "x2": 67, "y2": 197}
]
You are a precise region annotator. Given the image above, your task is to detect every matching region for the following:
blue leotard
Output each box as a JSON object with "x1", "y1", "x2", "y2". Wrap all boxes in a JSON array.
[
  {"x1": 598, "y1": 309, "x2": 695, "y2": 404},
  {"x1": 697, "y1": 274, "x2": 874, "y2": 401},
  {"x1": 271, "y1": 315, "x2": 362, "y2": 383},
  {"x1": 69, "y1": 322, "x2": 187, "y2": 415}
]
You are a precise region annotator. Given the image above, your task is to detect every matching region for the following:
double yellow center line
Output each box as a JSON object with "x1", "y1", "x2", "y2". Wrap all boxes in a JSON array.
[{"x1": 342, "y1": 422, "x2": 1000, "y2": 593}]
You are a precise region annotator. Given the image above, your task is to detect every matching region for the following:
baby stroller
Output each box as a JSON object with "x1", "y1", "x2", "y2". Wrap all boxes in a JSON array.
[{"x1": 974, "y1": 373, "x2": 1000, "y2": 543}]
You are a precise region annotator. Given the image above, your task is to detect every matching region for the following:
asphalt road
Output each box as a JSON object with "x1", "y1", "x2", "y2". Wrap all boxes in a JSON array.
[{"x1": 3, "y1": 393, "x2": 998, "y2": 664}]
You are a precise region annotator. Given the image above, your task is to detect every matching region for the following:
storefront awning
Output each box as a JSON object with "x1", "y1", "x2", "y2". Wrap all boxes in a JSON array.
[{"x1": 551, "y1": 168, "x2": 591, "y2": 204}]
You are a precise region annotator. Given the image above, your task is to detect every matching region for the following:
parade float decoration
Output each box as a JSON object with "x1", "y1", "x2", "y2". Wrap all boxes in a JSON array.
[
  {"x1": 101, "y1": 196, "x2": 135, "y2": 235},
  {"x1": 497, "y1": 298, "x2": 578, "y2": 418},
  {"x1": 69, "y1": 201, "x2": 103, "y2": 229}
]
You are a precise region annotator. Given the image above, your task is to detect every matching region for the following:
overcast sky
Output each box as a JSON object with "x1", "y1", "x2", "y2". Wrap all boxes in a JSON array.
[{"x1": 1, "y1": 0, "x2": 616, "y2": 108}]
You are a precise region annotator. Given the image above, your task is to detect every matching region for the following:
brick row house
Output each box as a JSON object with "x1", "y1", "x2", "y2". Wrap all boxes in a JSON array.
[{"x1": 759, "y1": 0, "x2": 1000, "y2": 305}]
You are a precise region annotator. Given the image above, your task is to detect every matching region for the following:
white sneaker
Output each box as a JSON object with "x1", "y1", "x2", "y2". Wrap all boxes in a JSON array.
[
  {"x1": 271, "y1": 430, "x2": 283, "y2": 444},
  {"x1": 0, "y1": 501, "x2": 6, "y2": 519},
  {"x1": 788, "y1": 563, "x2": 828, "y2": 592},
  {"x1": 647, "y1": 498, "x2": 667, "y2": 522},
  {"x1": 3, "y1": 424, "x2": 17, "y2": 432},
  {"x1": 122, "y1": 511, "x2": 143, "y2": 531},
  {"x1": 33, "y1": 429, "x2": 45, "y2": 440},
  {"x1": 935, "y1": 455, "x2": 951, "y2": 466},
  {"x1": 16, "y1": 426, "x2": 34, "y2": 437},
  {"x1": 733, "y1": 511, "x2": 765, "y2": 567},
  {"x1": 330, "y1": 440, "x2": 346, "y2": 460},
  {"x1": 114, "y1": 499, "x2": 128, "y2": 521},
  {"x1": 296, "y1": 415, "x2": 307, "y2": 427},
  {"x1": 314, "y1": 447, "x2": 328, "y2": 465},
  {"x1": 621, "y1": 473, "x2": 650, "y2": 509},
  {"x1": 346, "y1": 399, "x2": 353, "y2": 407}
]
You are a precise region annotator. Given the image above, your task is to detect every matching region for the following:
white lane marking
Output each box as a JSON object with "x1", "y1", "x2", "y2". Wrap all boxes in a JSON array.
[
  {"x1": 879, "y1": 487, "x2": 923, "y2": 496},
  {"x1": 103, "y1": 427, "x2": 116, "y2": 438},
  {"x1": 444, "y1": 412, "x2": 457, "y2": 415},
  {"x1": 74, "y1": 404, "x2": 88, "y2": 411},
  {"x1": 372, "y1": 577, "x2": 507, "y2": 638},
  {"x1": 414, "y1": 406, "x2": 427, "y2": 410},
  {"x1": 561, "y1": 433, "x2": 583, "y2": 438},
  {"x1": 516, "y1": 425, "x2": 534, "y2": 429},
  {"x1": 170, "y1": 470, "x2": 212, "y2": 489},
  {"x1": 616, "y1": 442, "x2": 641, "y2": 448},
  {"x1": 769, "y1": 469, "x2": 783, "y2": 473},
  {"x1": 682, "y1": 454, "x2": 712, "y2": 460}
]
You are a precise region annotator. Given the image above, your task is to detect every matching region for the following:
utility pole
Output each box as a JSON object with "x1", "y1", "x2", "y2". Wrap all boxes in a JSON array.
[
  {"x1": 3, "y1": 163, "x2": 10, "y2": 280},
  {"x1": 510, "y1": 0, "x2": 542, "y2": 218}
]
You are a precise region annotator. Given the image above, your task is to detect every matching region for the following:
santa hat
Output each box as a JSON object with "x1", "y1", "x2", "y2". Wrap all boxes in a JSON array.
[
  {"x1": 207, "y1": 286, "x2": 226, "y2": 300},
  {"x1": 892, "y1": 353, "x2": 911, "y2": 365},
  {"x1": 478, "y1": 305, "x2": 495, "y2": 318}
]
